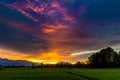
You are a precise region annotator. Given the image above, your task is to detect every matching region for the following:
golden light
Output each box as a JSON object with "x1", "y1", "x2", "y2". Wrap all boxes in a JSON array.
[
  {"x1": 37, "y1": 51, "x2": 63, "y2": 64},
  {"x1": 0, "y1": 48, "x2": 82, "y2": 64},
  {"x1": 0, "y1": 48, "x2": 29, "y2": 60},
  {"x1": 27, "y1": 59, "x2": 59, "y2": 64},
  {"x1": 28, "y1": 59, "x2": 46, "y2": 63},
  {"x1": 0, "y1": 48, "x2": 65, "y2": 64}
]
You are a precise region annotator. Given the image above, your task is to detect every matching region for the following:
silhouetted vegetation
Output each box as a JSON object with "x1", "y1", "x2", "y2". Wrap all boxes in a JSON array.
[
  {"x1": 56, "y1": 62, "x2": 72, "y2": 68},
  {"x1": 88, "y1": 47, "x2": 120, "y2": 68},
  {"x1": 0, "y1": 65, "x2": 3, "y2": 70},
  {"x1": 31, "y1": 63, "x2": 36, "y2": 69},
  {"x1": 73, "y1": 62, "x2": 84, "y2": 68}
]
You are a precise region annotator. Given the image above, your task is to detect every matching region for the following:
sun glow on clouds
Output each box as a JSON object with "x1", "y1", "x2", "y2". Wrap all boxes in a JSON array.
[
  {"x1": 0, "y1": 48, "x2": 63, "y2": 63},
  {"x1": 0, "y1": 47, "x2": 73, "y2": 63},
  {"x1": 0, "y1": 48, "x2": 29, "y2": 60},
  {"x1": 42, "y1": 23, "x2": 67, "y2": 33},
  {"x1": 36, "y1": 51, "x2": 65, "y2": 63},
  {"x1": 2, "y1": 0, "x2": 75, "y2": 23},
  {"x1": 1, "y1": 0, "x2": 120, "y2": 63}
]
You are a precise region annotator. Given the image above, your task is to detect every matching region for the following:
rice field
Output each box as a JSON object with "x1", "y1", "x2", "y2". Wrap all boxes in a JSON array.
[{"x1": 0, "y1": 68, "x2": 120, "y2": 80}]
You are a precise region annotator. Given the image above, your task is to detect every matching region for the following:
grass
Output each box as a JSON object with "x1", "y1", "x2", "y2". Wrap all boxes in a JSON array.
[{"x1": 0, "y1": 68, "x2": 120, "y2": 80}]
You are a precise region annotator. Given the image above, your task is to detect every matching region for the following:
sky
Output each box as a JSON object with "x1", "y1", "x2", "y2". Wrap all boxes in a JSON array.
[{"x1": 0, "y1": 0, "x2": 120, "y2": 63}]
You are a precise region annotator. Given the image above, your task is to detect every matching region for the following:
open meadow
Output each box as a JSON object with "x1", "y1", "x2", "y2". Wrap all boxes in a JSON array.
[{"x1": 0, "y1": 68, "x2": 120, "y2": 80}]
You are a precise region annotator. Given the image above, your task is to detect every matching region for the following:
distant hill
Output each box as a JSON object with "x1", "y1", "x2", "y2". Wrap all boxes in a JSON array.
[{"x1": 0, "y1": 58, "x2": 33, "y2": 67}]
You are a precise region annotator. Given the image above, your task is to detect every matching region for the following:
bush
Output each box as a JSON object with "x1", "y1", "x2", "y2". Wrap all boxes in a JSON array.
[{"x1": 0, "y1": 65, "x2": 3, "y2": 70}]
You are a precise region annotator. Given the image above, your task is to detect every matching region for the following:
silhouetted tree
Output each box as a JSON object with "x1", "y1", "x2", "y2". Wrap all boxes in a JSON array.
[
  {"x1": 31, "y1": 63, "x2": 35, "y2": 68},
  {"x1": 74, "y1": 62, "x2": 83, "y2": 68},
  {"x1": 0, "y1": 65, "x2": 3, "y2": 70},
  {"x1": 56, "y1": 62, "x2": 72, "y2": 68},
  {"x1": 114, "y1": 52, "x2": 120, "y2": 66},
  {"x1": 88, "y1": 47, "x2": 120, "y2": 67}
]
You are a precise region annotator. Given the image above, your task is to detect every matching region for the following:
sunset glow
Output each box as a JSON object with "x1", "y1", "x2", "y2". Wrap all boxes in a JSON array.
[{"x1": 0, "y1": 0, "x2": 120, "y2": 64}]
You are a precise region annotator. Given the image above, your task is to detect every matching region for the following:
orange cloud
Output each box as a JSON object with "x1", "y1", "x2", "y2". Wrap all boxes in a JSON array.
[
  {"x1": 0, "y1": 46, "x2": 87, "y2": 64},
  {"x1": 38, "y1": 51, "x2": 63, "y2": 63},
  {"x1": 0, "y1": 48, "x2": 68, "y2": 64},
  {"x1": 42, "y1": 23, "x2": 67, "y2": 33},
  {"x1": 0, "y1": 48, "x2": 29, "y2": 60}
]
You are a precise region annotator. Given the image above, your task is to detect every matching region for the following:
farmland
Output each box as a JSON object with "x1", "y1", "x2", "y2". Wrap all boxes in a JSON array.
[{"x1": 0, "y1": 68, "x2": 120, "y2": 80}]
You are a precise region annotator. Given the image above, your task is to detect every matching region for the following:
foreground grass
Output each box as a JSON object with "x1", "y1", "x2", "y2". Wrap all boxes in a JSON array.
[{"x1": 0, "y1": 68, "x2": 120, "y2": 80}]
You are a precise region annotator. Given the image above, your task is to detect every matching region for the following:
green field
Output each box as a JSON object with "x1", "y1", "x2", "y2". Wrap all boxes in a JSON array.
[{"x1": 0, "y1": 68, "x2": 120, "y2": 80}]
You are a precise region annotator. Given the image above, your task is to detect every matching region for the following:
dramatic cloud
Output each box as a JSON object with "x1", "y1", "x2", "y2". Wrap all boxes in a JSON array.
[{"x1": 0, "y1": 0, "x2": 120, "y2": 63}]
